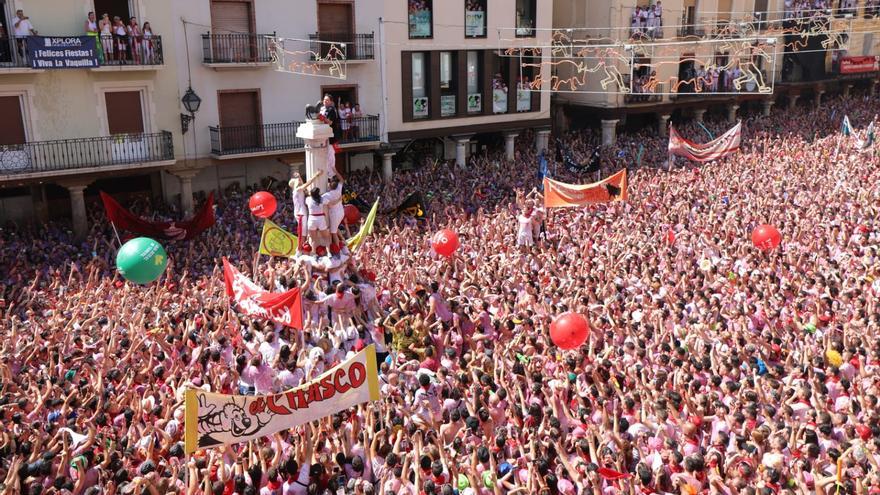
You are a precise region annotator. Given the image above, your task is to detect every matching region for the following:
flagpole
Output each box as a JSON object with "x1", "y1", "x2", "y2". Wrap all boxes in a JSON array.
[{"x1": 110, "y1": 221, "x2": 123, "y2": 247}]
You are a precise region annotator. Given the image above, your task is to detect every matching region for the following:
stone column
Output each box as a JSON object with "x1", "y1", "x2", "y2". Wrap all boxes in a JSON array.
[
  {"x1": 815, "y1": 90, "x2": 824, "y2": 109},
  {"x1": 504, "y1": 133, "x2": 518, "y2": 161},
  {"x1": 535, "y1": 129, "x2": 551, "y2": 154},
  {"x1": 600, "y1": 120, "x2": 618, "y2": 146},
  {"x1": 658, "y1": 114, "x2": 671, "y2": 137},
  {"x1": 693, "y1": 109, "x2": 706, "y2": 123},
  {"x1": 382, "y1": 153, "x2": 395, "y2": 182},
  {"x1": 455, "y1": 137, "x2": 470, "y2": 168},
  {"x1": 870, "y1": 82, "x2": 876, "y2": 97},
  {"x1": 762, "y1": 100, "x2": 774, "y2": 117},
  {"x1": 727, "y1": 104, "x2": 740, "y2": 124},
  {"x1": 843, "y1": 84, "x2": 852, "y2": 98},
  {"x1": 66, "y1": 184, "x2": 88, "y2": 240},
  {"x1": 168, "y1": 168, "x2": 202, "y2": 216},
  {"x1": 296, "y1": 120, "x2": 334, "y2": 192},
  {"x1": 788, "y1": 94, "x2": 799, "y2": 109}
]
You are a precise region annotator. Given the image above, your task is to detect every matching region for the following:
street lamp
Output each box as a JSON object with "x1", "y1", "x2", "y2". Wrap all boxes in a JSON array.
[{"x1": 180, "y1": 87, "x2": 202, "y2": 134}]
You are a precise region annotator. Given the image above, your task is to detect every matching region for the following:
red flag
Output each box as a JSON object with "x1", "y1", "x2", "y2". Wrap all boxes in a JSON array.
[
  {"x1": 222, "y1": 258, "x2": 303, "y2": 329},
  {"x1": 597, "y1": 467, "x2": 631, "y2": 481},
  {"x1": 100, "y1": 191, "x2": 215, "y2": 241}
]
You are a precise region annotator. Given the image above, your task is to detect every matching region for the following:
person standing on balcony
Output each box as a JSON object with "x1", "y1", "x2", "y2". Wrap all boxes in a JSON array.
[
  {"x1": 127, "y1": 17, "x2": 142, "y2": 64},
  {"x1": 113, "y1": 16, "x2": 127, "y2": 62},
  {"x1": 647, "y1": 5, "x2": 658, "y2": 38},
  {"x1": 85, "y1": 12, "x2": 101, "y2": 63},
  {"x1": 142, "y1": 22, "x2": 154, "y2": 64},
  {"x1": 350, "y1": 104, "x2": 363, "y2": 141},
  {"x1": 13, "y1": 10, "x2": 36, "y2": 61},
  {"x1": 99, "y1": 14, "x2": 113, "y2": 61},
  {"x1": 339, "y1": 101, "x2": 352, "y2": 143}
]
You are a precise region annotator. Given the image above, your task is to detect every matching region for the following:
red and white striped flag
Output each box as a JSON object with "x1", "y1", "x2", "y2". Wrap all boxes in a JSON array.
[{"x1": 668, "y1": 121, "x2": 742, "y2": 163}]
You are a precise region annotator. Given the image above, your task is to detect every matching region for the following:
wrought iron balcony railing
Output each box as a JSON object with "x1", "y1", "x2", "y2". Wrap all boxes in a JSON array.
[
  {"x1": 0, "y1": 131, "x2": 174, "y2": 175},
  {"x1": 308, "y1": 33, "x2": 374, "y2": 60},
  {"x1": 0, "y1": 35, "x2": 163, "y2": 68},
  {"x1": 202, "y1": 33, "x2": 275, "y2": 64},
  {"x1": 210, "y1": 115, "x2": 380, "y2": 156}
]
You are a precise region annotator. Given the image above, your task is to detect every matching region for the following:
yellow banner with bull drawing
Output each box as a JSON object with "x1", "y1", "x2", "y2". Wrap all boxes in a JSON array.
[{"x1": 184, "y1": 345, "x2": 380, "y2": 454}]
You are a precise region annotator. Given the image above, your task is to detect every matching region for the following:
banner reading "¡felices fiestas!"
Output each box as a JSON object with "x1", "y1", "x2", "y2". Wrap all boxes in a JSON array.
[
  {"x1": 543, "y1": 169, "x2": 628, "y2": 208},
  {"x1": 184, "y1": 345, "x2": 380, "y2": 454}
]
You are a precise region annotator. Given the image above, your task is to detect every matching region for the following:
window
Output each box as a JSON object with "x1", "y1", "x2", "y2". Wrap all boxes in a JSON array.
[
  {"x1": 412, "y1": 52, "x2": 428, "y2": 118},
  {"x1": 465, "y1": 0, "x2": 487, "y2": 38},
  {"x1": 516, "y1": 59, "x2": 536, "y2": 112},
  {"x1": 440, "y1": 51, "x2": 456, "y2": 117},
  {"x1": 105, "y1": 91, "x2": 145, "y2": 135},
  {"x1": 218, "y1": 90, "x2": 262, "y2": 151},
  {"x1": 466, "y1": 51, "x2": 482, "y2": 114},
  {"x1": 0, "y1": 96, "x2": 27, "y2": 146},
  {"x1": 515, "y1": 0, "x2": 536, "y2": 37},
  {"x1": 408, "y1": 0, "x2": 433, "y2": 38},
  {"x1": 491, "y1": 56, "x2": 511, "y2": 114}
]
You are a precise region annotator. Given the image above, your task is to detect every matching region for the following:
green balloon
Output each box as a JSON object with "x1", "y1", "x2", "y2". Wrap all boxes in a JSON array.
[{"x1": 116, "y1": 237, "x2": 168, "y2": 284}]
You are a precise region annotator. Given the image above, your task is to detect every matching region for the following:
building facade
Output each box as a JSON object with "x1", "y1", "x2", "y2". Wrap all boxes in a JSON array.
[
  {"x1": 551, "y1": 0, "x2": 880, "y2": 142},
  {"x1": 0, "y1": 0, "x2": 556, "y2": 234},
  {"x1": 379, "y1": 0, "x2": 553, "y2": 168}
]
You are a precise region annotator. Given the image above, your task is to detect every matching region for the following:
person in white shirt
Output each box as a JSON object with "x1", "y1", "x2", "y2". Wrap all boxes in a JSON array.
[
  {"x1": 321, "y1": 173, "x2": 346, "y2": 254},
  {"x1": 288, "y1": 169, "x2": 323, "y2": 251},
  {"x1": 305, "y1": 187, "x2": 328, "y2": 253},
  {"x1": 13, "y1": 10, "x2": 36, "y2": 60}
]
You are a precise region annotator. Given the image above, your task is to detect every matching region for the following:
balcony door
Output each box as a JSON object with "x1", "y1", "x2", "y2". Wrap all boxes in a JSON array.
[
  {"x1": 317, "y1": 1, "x2": 354, "y2": 58},
  {"x1": 0, "y1": 96, "x2": 26, "y2": 146},
  {"x1": 105, "y1": 91, "x2": 145, "y2": 135},
  {"x1": 0, "y1": 94, "x2": 28, "y2": 172},
  {"x1": 93, "y1": 0, "x2": 131, "y2": 23},
  {"x1": 219, "y1": 90, "x2": 261, "y2": 152},
  {"x1": 105, "y1": 91, "x2": 148, "y2": 163},
  {"x1": 211, "y1": 0, "x2": 255, "y2": 62}
]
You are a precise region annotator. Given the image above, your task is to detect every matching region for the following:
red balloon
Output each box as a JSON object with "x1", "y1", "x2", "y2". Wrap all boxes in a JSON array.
[
  {"x1": 343, "y1": 204, "x2": 362, "y2": 225},
  {"x1": 432, "y1": 229, "x2": 460, "y2": 257},
  {"x1": 550, "y1": 312, "x2": 590, "y2": 350},
  {"x1": 249, "y1": 191, "x2": 277, "y2": 219},
  {"x1": 751, "y1": 224, "x2": 781, "y2": 251}
]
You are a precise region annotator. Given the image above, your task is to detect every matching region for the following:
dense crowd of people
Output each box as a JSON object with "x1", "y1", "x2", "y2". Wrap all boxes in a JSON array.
[{"x1": 2, "y1": 90, "x2": 880, "y2": 495}]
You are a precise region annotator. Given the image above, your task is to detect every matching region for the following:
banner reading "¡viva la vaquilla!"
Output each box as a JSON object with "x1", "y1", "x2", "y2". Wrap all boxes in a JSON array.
[{"x1": 184, "y1": 345, "x2": 380, "y2": 454}]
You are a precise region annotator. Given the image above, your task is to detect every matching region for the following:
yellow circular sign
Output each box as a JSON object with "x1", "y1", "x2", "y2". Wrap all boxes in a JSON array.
[{"x1": 262, "y1": 227, "x2": 296, "y2": 257}]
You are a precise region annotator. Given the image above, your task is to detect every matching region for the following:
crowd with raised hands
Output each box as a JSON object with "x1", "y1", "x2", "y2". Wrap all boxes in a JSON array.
[{"x1": 3, "y1": 89, "x2": 880, "y2": 495}]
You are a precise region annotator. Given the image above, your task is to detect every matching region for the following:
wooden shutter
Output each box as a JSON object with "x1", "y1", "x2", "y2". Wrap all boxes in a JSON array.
[
  {"x1": 219, "y1": 91, "x2": 261, "y2": 151},
  {"x1": 482, "y1": 50, "x2": 494, "y2": 115},
  {"x1": 456, "y1": 50, "x2": 468, "y2": 115},
  {"x1": 401, "y1": 52, "x2": 413, "y2": 122},
  {"x1": 105, "y1": 92, "x2": 145, "y2": 135},
  {"x1": 0, "y1": 96, "x2": 26, "y2": 146},
  {"x1": 211, "y1": 1, "x2": 252, "y2": 33},
  {"x1": 507, "y1": 56, "x2": 518, "y2": 114},
  {"x1": 0, "y1": 96, "x2": 26, "y2": 145},
  {"x1": 430, "y1": 51, "x2": 441, "y2": 118},
  {"x1": 318, "y1": 3, "x2": 353, "y2": 36}
]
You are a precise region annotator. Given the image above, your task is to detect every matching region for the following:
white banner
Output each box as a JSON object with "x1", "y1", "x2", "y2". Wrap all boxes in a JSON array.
[{"x1": 185, "y1": 345, "x2": 380, "y2": 454}]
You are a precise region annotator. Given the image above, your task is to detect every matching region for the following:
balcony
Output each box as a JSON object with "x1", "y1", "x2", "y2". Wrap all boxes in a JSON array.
[
  {"x1": 0, "y1": 35, "x2": 164, "y2": 73},
  {"x1": 308, "y1": 33, "x2": 374, "y2": 62},
  {"x1": 210, "y1": 115, "x2": 381, "y2": 158},
  {"x1": 201, "y1": 33, "x2": 275, "y2": 68},
  {"x1": 0, "y1": 131, "x2": 174, "y2": 180},
  {"x1": 677, "y1": 25, "x2": 706, "y2": 38},
  {"x1": 92, "y1": 35, "x2": 165, "y2": 71}
]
